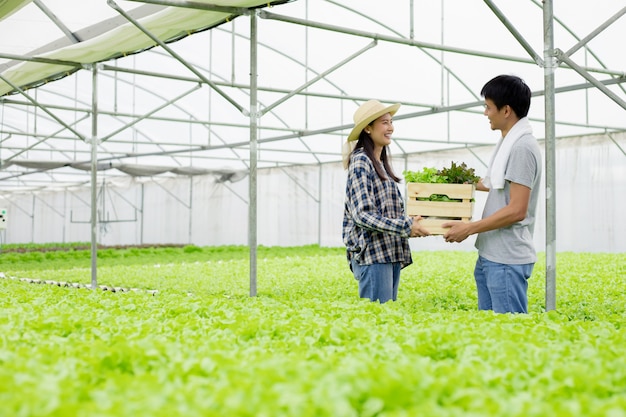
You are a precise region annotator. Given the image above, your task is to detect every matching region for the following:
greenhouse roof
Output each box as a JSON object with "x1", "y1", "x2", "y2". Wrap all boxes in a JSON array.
[{"x1": 1, "y1": 0, "x2": 625, "y2": 192}]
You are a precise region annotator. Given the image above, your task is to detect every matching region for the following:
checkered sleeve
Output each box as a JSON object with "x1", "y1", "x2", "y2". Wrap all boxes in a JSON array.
[
  {"x1": 346, "y1": 153, "x2": 412, "y2": 237},
  {"x1": 342, "y1": 150, "x2": 413, "y2": 267}
]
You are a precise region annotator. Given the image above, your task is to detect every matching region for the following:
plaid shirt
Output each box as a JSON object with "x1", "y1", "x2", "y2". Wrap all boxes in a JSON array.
[{"x1": 342, "y1": 149, "x2": 413, "y2": 268}]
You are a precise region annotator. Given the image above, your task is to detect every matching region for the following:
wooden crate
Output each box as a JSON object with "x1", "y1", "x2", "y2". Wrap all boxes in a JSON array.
[{"x1": 406, "y1": 183, "x2": 475, "y2": 235}]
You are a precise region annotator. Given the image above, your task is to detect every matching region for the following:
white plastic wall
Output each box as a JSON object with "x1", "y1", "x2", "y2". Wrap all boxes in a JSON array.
[{"x1": 1, "y1": 132, "x2": 624, "y2": 253}]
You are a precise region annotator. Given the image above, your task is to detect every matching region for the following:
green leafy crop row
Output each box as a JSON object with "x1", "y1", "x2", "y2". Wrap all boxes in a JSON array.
[
  {"x1": 1, "y1": 246, "x2": 625, "y2": 417},
  {"x1": 0, "y1": 244, "x2": 342, "y2": 272}
]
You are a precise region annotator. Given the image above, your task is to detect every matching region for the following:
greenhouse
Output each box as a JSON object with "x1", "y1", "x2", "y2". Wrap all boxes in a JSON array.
[{"x1": 0, "y1": 1, "x2": 625, "y2": 416}]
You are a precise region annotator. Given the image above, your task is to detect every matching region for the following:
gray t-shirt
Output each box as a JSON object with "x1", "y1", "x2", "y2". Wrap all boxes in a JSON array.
[{"x1": 475, "y1": 133, "x2": 542, "y2": 264}]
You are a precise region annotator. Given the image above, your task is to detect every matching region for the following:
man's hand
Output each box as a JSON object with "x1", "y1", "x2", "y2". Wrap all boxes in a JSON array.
[{"x1": 442, "y1": 220, "x2": 472, "y2": 243}]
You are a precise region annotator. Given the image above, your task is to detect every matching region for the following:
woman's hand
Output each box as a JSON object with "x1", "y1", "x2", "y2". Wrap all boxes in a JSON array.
[
  {"x1": 476, "y1": 178, "x2": 489, "y2": 192},
  {"x1": 410, "y1": 216, "x2": 430, "y2": 238}
]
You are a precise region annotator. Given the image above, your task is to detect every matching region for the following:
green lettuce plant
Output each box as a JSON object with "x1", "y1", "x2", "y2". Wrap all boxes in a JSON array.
[
  {"x1": 1, "y1": 247, "x2": 625, "y2": 417},
  {"x1": 404, "y1": 161, "x2": 480, "y2": 184}
]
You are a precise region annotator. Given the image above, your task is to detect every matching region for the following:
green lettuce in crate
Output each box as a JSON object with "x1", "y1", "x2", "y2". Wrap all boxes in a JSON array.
[
  {"x1": 402, "y1": 167, "x2": 447, "y2": 184},
  {"x1": 439, "y1": 161, "x2": 480, "y2": 184},
  {"x1": 403, "y1": 161, "x2": 480, "y2": 184},
  {"x1": 403, "y1": 161, "x2": 480, "y2": 202}
]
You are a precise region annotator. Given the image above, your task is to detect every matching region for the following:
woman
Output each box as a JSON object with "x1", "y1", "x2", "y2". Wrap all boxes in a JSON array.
[{"x1": 342, "y1": 100, "x2": 429, "y2": 303}]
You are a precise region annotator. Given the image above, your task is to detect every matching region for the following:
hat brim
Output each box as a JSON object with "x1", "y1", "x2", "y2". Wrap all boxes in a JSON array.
[{"x1": 346, "y1": 103, "x2": 401, "y2": 142}]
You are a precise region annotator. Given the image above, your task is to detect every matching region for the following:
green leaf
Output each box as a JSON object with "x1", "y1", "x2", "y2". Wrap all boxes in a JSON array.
[
  {"x1": 404, "y1": 161, "x2": 479, "y2": 184},
  {"x1": 438, "y1": 161, "x2": 480, "y2": 184}
]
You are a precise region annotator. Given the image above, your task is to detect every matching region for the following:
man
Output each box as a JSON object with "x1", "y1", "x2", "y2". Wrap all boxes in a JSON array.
[{"x1": 443, "y1": 75, "x2": 542, "y2": 314}]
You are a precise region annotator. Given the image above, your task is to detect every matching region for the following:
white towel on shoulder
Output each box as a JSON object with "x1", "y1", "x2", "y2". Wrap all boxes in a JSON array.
[{"x1": 482, "y1": 117, "x2": 533, "y2": 190}]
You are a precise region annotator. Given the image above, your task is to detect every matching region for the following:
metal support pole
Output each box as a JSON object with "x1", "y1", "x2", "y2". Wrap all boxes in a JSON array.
[
  {"x1": 188, "y1": 176, "x2": 193, "y2": 243},
  {"x1": 249, "y1": 11, "x2": 258, "y2": 297},
  {"x1": 31, "y1": 195, "x2": 35, "y2": 242},
  {"x1": 90, "y1": 65, "x2": 99, "y2": 289},
  {"x1": 140, "y1": 183, "x2": 145, "y2": 245},
  {"x1": 543, "y1": 0, "x2": 557, "y2": 311},
  {"x1": 318, "y1": 164, "x2": 322, "y2": 246}
]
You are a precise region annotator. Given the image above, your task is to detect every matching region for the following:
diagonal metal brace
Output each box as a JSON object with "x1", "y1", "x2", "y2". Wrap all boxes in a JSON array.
[
  {"x1": 0, "y1": 73, "x2": 85, "y2": 140},
  {"x1": 565, "y1": 6, "x2": 626, "y2": 58},
  {"x1": 483, "y1": 0, "x2": 544, "y2": 66},
  {"x1": 555, "y1": 49, "x2": 626, "y2": 111},
  {"x1": 262, "y1": 40, "x2": 378, "y2": 115},
  {"x1": 107, "y1": 0, "x2": 246, "y2": 114}
]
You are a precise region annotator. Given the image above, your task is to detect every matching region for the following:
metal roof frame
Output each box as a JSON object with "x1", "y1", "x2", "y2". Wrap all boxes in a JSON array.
[{"x1": 0, "y1": 0, "x2": 625, "y2": 307}]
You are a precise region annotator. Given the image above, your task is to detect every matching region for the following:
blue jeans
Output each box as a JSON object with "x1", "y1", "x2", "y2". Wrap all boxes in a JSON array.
[
  {"x1": 350, "y1": 260, "x2": 401, "y2": 303},
  {"x1": 474, "y1": 256, "x2": 533, "y2": 314}
]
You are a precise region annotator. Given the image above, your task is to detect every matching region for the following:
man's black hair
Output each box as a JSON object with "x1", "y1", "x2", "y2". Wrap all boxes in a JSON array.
[{"x1": 481, "y1": 75, "x2": 531, "y2": 118}]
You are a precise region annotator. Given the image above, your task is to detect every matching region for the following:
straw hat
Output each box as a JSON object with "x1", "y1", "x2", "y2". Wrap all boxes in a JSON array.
[{"x1": 342, "y1": 100, "x2": 401, "y2": 169}]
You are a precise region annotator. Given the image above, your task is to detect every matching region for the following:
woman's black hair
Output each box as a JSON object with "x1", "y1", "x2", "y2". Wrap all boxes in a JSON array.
[{"x1": 352, "y1": 126, "x2": 401, "y2": 183}]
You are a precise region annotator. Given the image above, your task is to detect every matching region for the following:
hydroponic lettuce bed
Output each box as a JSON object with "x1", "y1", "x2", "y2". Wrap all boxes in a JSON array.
[{"x1": 1, "y1": 246, "x2": 625, "y2": 417}]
